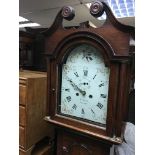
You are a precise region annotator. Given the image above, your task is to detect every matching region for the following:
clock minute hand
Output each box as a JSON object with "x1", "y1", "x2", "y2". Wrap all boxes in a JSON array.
[{"x1": 67, "y1": 78, "x2": 86, "y2": 96}]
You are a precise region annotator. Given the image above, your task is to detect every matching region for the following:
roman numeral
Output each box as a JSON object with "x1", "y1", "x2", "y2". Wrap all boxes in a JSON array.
[
  {"x1": 66, "y1": 96, "x2": 71, "y2": 102},
  {"x1": 72, "y1": 104, "x2": 77, "y2": 110},
  {"x1": 65, "y1": 88, "x2": 70, "y2": 92},
  {"x1": 81, "y1": 108, "x2": 85, "y2": 114},
  {"x1": 96, "y1": 102, "x2": 103, "y2": 109},
  {"x1": 100, "y1": 94, "x2": 107, "y2": 98},
  {"x1": 99, "y1": 83, "x2": 104, "y2": 87},
  {"x1": 74, "y1": 72, "x2": 79, "y2": 77},
  {"x1": 91, "y1": 109, "x2": 95, "y2": 114},
  {"x1": 83, "y1": 70, "x2": 88, "y2": 76},
  {"x1": 93, "y1": 74, "x2": 97, "y2": 80}
]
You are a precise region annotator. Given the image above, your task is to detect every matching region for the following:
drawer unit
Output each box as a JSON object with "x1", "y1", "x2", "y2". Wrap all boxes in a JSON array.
[{"x1": 19, "y1": 70, "x2": 55, "y2": 155}]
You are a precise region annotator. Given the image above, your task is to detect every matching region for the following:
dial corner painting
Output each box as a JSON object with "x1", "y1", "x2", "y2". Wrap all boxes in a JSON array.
[{"x1": 58, "y1": 43, "x2": 110, "y2": 127}]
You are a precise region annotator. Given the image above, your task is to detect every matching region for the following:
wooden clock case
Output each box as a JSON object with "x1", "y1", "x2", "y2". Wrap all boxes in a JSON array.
[{"x1": 42, "y1": 1, "x2": 135, "y2": 154}]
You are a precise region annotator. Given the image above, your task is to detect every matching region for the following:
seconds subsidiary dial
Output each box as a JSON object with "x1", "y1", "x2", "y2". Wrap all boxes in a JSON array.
[{"x1": 60, "y1": 44, "x2": 110, "y2": 125}]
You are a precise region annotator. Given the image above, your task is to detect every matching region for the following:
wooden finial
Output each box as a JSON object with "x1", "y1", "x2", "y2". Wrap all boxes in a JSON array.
[
  {"x1": 61, "y1": 6, "x2": 75, "y2": 21},
  {"x1": 90, "y1": 1, "x2": 104, "y2": 17}
]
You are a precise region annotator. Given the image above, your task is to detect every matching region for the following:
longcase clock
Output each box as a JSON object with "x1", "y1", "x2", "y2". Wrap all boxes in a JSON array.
[{"x1": 42, "y1": 1, "x2": 135, "y2": 155}]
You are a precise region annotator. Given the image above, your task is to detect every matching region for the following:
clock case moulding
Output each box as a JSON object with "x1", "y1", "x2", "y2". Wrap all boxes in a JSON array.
[{"x1": 41, "y1": 1, "x2": 135, "y2": 145}]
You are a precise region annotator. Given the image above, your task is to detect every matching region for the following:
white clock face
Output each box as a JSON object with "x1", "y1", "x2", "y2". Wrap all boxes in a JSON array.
[{"x1": 60, "y1": 44, "x2": 110, "y2": 125}]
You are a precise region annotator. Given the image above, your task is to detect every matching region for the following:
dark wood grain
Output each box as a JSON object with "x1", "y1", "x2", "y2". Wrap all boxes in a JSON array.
[
  {"x1": 57, "y1": 129, "x2": 111, "y2": 155},
  {"x1": 19, "y1": 30, "x2": 47, "y2": 71}
]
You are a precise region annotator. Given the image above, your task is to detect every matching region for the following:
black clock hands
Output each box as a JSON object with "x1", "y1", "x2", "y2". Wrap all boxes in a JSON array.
[{"x1": 66, "y1": 77, "x2": 86, "y2": 96}]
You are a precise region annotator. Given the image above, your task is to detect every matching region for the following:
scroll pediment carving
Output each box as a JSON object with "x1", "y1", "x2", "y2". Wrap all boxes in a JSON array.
[{"x1": 42, "y1": 1, "x2": 134, "y2": 40}]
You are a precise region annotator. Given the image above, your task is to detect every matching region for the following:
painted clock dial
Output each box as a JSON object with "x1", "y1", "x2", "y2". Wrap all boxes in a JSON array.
[{"x1": 59, "y1": 44, "x2": 110, "y2": 126}]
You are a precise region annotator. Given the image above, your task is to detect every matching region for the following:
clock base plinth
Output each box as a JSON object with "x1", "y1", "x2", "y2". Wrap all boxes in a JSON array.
[{"x1": 57, "y1": 129, "x2": 112, "y2": 155}]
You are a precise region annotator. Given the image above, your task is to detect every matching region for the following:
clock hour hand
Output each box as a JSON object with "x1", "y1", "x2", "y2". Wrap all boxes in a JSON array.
[{"x1": 67, "y1": 77, "x2": 86, "y2": 96}]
